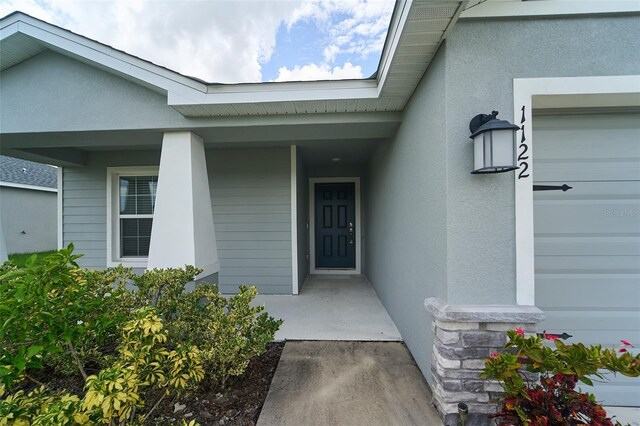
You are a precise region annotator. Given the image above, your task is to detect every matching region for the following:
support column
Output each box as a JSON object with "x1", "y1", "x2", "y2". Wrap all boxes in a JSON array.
[
  {"x1": 424, "y1": 297, "x2": 544, "y2": 426},
  {"x1": 148, "y1": 131, "x2": 219, "y2": 278}
]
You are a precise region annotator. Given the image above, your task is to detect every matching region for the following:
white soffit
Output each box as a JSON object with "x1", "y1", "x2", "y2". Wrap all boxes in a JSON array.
[
  {"x1": 461, "y1": 0, "x2": 640, "y2": 19},
  {"x1": 0, "y1": 32, "x2": 45, "y2": 70}
]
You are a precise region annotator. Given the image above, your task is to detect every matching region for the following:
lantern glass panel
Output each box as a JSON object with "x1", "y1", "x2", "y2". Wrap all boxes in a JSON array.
[
  {"x1": 473, "y1": 134, "x2": 485, "y2": 171},
  {"x1": 491, "y1": 129, "x2": 516, "y2": 168}
]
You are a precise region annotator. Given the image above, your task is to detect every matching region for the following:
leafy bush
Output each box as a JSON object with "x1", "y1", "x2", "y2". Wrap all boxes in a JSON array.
[
  {"x1": 482, "y1": 330, "x2": 640, "y2": 426},
  {"x1": 172, "y1": 284, "x2": 283, "y2": 386},
  {"x1": 0, "y1": 245, "x2": 282, "y2": 423},
  {"x1": 7, "y1": 251, "x2": 56, "y2": 268},
  {"x1": 82, "y1": 308, "x2": 204, "y2": 424},
  {"x1": 127, "y1": 267, "x2": 283, "y2": 386},
  {"x1": 0, "y1": 245, "x2": 131, "y2": 387},
  {"x1": 1, "y1": 309, "x2": 204, "y2": 425}
]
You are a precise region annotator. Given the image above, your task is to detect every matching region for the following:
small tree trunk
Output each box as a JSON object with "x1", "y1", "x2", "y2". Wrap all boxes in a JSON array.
[{"x1": 68, "y1": 341, "x2": 88, "y2": 381}]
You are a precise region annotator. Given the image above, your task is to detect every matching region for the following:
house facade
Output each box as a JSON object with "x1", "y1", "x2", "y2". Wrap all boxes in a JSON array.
[
  {"x1": 1, "y1": 1, "x2": 639, "y2": 422},
  {"x1": 0, "y1": 155, "x2": 58, "y2": 257}
]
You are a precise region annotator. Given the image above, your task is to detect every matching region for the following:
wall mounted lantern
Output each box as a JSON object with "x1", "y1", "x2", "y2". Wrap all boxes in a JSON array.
[{"x1": 469, "y1": 110, "x2": 519, "y2": 174}]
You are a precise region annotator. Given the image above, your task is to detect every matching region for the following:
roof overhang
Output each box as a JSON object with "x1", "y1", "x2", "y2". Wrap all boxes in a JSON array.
[{"x1": 0, "y1": 1, "x2": 468, "y2": 118}]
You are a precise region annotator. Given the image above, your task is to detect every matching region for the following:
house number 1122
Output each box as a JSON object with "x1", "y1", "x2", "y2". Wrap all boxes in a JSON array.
[{"x1": 517, "y1": 105, "x2": 530, "y2": 179}]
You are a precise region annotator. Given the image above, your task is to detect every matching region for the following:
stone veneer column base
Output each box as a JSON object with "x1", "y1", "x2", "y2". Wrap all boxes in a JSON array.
[{"x1": 424, "y1": 297, "x2": 544, "y2": 426}]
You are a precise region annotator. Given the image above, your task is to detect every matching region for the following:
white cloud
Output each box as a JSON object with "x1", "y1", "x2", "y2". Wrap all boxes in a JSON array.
[
  {"x1": 274, "y1": 62, "x2": 363, "y2": 82},
  {"x1": 323, "y1": 44, "x2": 340, "y2": 63},
  {"x1": 0, "y1": 0, "x2": 394, "y2": 83},
  {"x1": 0, "y1": 0, "x2": 311, "y2": 83}
]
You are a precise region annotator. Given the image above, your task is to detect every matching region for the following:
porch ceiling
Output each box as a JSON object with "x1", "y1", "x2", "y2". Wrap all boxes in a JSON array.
[{"x1": 0, "y1": 118, "x2": 394, "y2": 167}]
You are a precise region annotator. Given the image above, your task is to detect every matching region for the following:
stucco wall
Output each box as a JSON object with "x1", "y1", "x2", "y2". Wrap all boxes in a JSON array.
[
  {"x1": 0, "y1": 186, "x2": 57, "y2": 254},
  {"x1": 366, "y1": 46, "x2": 448, "y2": 381},
  {"x1": 62, "y1": 147, "x2": 292, "y2": 294},
  {"x1": 0, "y1": 50, "x2": 189, "y2": 133},
  {"x1": 443, "y1": 15, "x2": 640, "y2": 304},
  {"x1": 365, "y1": 14, "x2": 640, "y2": 385}
]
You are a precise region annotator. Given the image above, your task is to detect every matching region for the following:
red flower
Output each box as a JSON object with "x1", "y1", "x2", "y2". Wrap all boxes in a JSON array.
[
  {"x1": 514, "y1": 327, "x2": 525, "y2": 336},
  {"x1": 618, "y1": 348, "x2": 628, "y2": 353},
  {"x1": 621, "y1": 339, "x2": 635, "y2": 347},
  {"x1": 490, "y1": 353, "x2": 500, "y2": 359}
]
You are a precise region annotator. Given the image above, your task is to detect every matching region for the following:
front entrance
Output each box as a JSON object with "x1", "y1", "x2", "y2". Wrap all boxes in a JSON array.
[{"x1": 314, "y1": 183, "x2": 356, "y2": 269}]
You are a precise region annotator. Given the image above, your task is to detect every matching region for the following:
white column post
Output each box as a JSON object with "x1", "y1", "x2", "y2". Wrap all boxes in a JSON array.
[
  {"x1": 290, "y1": 145, "x2": 299, "y2": 295},
  {"x1": 148, "y1": 131, "x2": 219, "y2": 278}
]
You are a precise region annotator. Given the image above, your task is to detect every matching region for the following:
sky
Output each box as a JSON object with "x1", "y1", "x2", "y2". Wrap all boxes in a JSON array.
[{"x1": 0, "y1": 0, "x2": 396, "y2": 83}]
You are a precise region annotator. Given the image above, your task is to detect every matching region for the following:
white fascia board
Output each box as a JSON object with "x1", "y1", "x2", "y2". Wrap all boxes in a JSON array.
[
  {"x1": 1, "y1": 14, "x2": 207, "y2": 97},
  {"x1": 376, "y1": 0, "x2": 412, "y2": 96},
  {"x1": 461, "y1": 1, "x2": 640, "y2": 18},
  {"x1": 169, "y1": 79, "x2": 379, "y2": 106},
  {"x1": 0, "y1": 181, "x2": 57, "y2": 192}
]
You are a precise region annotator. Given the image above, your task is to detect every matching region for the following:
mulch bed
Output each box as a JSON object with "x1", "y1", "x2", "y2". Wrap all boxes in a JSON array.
[
  {"x1": 20, "y1": 342, "x2": 285, "y2": 426},
  {"x1": 152, "y1": 342, "x2": 284, "y2": 425}
]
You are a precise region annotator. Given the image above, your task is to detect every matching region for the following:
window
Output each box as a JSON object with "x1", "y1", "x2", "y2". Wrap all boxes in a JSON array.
[
  {"x1": 107, "y1": 167, "x2": 159, "y2": 266},
  {"x1": 119, "y1": 175, "x2": 157, "y2": 257}
]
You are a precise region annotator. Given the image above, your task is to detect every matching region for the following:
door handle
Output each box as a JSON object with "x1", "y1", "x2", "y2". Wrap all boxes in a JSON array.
[{"x1": 349, "y1": 221, "x2": 354, "y2": 245}]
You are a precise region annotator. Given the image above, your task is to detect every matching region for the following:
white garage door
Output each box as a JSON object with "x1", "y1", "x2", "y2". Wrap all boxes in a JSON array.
[{"x1": 534, "y1": 111, "x2": 640, "y2": 407}]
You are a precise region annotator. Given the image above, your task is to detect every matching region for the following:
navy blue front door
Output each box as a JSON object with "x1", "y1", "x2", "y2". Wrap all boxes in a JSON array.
[{"x1": 315, "y1": 183, "x2": 355, "y2": 268}]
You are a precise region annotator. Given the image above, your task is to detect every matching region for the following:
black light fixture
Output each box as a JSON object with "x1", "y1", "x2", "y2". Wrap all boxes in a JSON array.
[{"x1": 469, "y1": 110, "x2": 519, "y2": 174}]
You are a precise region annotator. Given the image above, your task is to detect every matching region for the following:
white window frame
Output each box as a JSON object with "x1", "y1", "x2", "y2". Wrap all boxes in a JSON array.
[
  {"x1": 106, "y1": 166, "x2": 159, "y2": 267},
  {"x1": 513, "y1": 75, "x2": 640, "y2": 306}
]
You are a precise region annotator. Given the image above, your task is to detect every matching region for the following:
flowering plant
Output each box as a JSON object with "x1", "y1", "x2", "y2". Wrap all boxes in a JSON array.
[{"x1": 481, "y1": 330, "x2": 640, "y2": 426}]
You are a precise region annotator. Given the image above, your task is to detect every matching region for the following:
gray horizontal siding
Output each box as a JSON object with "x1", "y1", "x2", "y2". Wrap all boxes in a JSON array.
[
  {"x1": 62, "y1": 167, "x2": 106, "y2": 269},
  {"x1": 61, "y1": 147, "x2": 292, "y2": 294},
  {"x1": 208, "y1": 147, "x2": 292, "y2": 295},
  {"x1": 212, "y1": 204, "x2": 290, "y2": 214},
  {"x1": 219, "y1": 250, "x2": 292, "y2": 259}
]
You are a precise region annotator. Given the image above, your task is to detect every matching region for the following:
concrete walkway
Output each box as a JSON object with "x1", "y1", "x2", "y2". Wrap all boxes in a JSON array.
[
  {"x1": 253, "y1": 275, "x2": 402, "y2": 341},
  {"x1": 257, "y1": 341, "x2": 442, "y2": 426}
]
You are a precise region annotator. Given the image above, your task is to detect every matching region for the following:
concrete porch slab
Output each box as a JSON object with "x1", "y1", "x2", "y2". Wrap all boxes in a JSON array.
[
  {"x1": 253, "y1": 275, "x2": 402, "y2": 341},
  {"x1": 257, "y1": 341, "x2": 442, "y2": 426}
]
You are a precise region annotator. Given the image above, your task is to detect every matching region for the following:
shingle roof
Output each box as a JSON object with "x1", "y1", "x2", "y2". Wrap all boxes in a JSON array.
[{"x1": 0, "y1": 155, "x2": 57, "y2": 189}]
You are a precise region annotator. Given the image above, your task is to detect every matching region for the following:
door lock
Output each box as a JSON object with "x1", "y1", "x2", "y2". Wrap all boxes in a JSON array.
[{"x1": 349, "y1": 221, "x2": 354, "y2": 244}]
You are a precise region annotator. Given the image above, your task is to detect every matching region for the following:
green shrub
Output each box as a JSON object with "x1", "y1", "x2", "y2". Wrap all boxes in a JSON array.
[
  {"x1": 0, "y1": 245, "x2": 131, "y2": 387},
  {"x1": 127, "y1": 267, "x2": 283, "y2": 387},
  {"x1": 7, "y1": 251, "x2": 56, "y2": 268},
  {"x1": 82, "y1": 308, "x2": 204, "y2": 424},
  {"x1": 0, "y1": 386, "x2": 88, "y2": 425},
  {"x1": 0, "y1": 309, "x2": 204, "y2": 426},
  {"x1": 173, "y1": 284, "x2": 283, "y2": 386},
  {"x1": 0, "y1": 245, "x2": 282, "y2": 424}
]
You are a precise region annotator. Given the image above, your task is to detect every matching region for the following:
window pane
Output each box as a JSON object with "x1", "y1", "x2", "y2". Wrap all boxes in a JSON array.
[
  {"x1": 119, "y1": 178, "x2": 132, "y2": 214},
  {"x1": 119, "y1": 176, "x2": 158, "y2": 215},
  {"x1": 120, "y1": 218, "x2": 153, "y2": 257},
  {"x1": 121, "y1": 195, "x2": 137, "y2": 215},
  {"x1": 137, "y1": 195, "x2": 154, "y2": 215}
]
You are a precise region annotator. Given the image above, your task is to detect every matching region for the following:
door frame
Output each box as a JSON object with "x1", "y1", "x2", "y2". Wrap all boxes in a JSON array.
[
  {"x1": 513, "y1": 74, "x2": 640, "y2": 306},
  {"x1": 309, "y1": 177, "x2": 361, "y2": 275}
]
